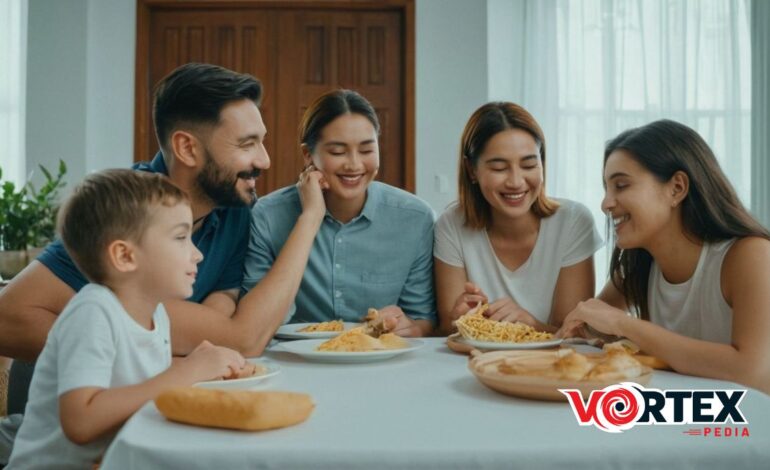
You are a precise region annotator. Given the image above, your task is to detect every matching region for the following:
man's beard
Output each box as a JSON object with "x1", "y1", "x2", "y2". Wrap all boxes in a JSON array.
[{"x1": 197, "y1": 148, "x2": 260, "y2": 208}]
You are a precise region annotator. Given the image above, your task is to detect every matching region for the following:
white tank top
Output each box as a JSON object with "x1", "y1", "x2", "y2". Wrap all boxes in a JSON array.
[{"x1": 648, "y1": 239, "x2": 736, "y2": 344}]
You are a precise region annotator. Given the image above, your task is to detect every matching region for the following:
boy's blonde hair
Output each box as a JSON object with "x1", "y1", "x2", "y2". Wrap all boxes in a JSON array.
[{"x1": 57, "y1": 169, "x2": 189, "y2": 284}]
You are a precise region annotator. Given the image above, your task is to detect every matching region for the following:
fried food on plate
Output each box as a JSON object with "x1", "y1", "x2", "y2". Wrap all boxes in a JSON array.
[
  {"x1": 298, "y1": 320, "x2": 345, "y2": 333},
  {"x1": 315, "y1": 309, "x2": 410, "y2": 352}
]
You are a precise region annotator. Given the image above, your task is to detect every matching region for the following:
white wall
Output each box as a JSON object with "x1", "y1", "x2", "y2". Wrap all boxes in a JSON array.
[
  {"x1": 85, "y1": 0, "x2": 136, "y2": 175},
  {"x1": 24, "y1": 0, "x2": 493, "y2": 214},
  {"x1": 487, "y1": 0, "x2": 525, "y2": 102},
  {"x1": 25, "y1": 0, "x2": 135, "y2": 194},
  {"x1": 25, "y1": 0, "x2": 88, "y2": 191},
  {"x1": 415, "y1": 0, "x2": 489, "y2": 213}
]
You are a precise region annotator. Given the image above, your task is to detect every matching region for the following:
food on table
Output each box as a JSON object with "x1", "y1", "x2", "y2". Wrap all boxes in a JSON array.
[
  {"x1": 298, "y1": 320, "x2": 345, "y2": 333},
  {"x1": 155, "y1": 388, "x2": 314, "y2": 431},
  {"x1": 315, "y1": 308, "x2": 409, "y2": 352},
  {"x1": 454, "y1": 304, "x2": 554, "y2": 343},
  {"x1": 473, "y1": 345, "x2": 650, "y2": 382},
  {"x1": 599, "y1": 339, "x2": 670, "y2": 370},
  {"x1": 316, "y1": 328, "x2": 409, "y2": 352},
  {"x1": 222, "y1": 362, "x2": 267, "y2": 381}
]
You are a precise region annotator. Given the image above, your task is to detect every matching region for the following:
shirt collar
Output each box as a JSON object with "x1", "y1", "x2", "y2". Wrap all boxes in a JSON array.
[
  {"x1": 358, "y1": 182, "x2": 381, "y2": 222},
  {"x1": 321, "y1": 182, "x2": 381, "y2": 225},
  {"x1": 148, "y1": 151, "x2": 169, "y2": 175}
]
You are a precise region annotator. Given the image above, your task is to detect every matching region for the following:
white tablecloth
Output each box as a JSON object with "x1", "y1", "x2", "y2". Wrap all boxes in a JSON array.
[{"x1": 101, "y1": 338, "x2": 770, "y2": 469}]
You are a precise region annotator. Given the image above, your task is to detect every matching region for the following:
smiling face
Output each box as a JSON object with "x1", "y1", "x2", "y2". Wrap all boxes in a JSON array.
[
  {"x1": 602, "y1": 150, "x2": 682, "y2": 250},
  {"x1": 304, "y1": 113, "x2": 379, "y2": 208},
  {"x1": 135, "y1": 202, "x2": 203, "y2": 300},
  {"x1": 471, "y1": 128, "x2": 544, "y2": 221},
  {"x1": 196, "y1": 99, "x2": 270, "y2": 207}
]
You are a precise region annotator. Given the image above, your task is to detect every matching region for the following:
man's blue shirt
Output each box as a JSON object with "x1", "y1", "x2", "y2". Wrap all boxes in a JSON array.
[{"x1": 37, "y1": 153, "x2": 250, "y2": 302}]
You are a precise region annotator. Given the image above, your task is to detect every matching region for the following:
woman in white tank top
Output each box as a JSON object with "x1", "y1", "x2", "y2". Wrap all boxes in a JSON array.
[
  {"x1": 559, "y1": 120, "x2": 770, "y2": 394},
  {"x1": 434, "y1": 103, "x2": 603, "y2": 335}
]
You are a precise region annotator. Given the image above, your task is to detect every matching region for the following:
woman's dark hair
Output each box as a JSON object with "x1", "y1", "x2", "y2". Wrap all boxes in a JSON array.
[
  {"x1": 298, "y1": 89, "x2": 380, "y2": 153},
  {"x1": 458, "y1": 102, "x2": 559, "y2": 229},
  {"x1": 152, "y1": 63, "x2": 262, "y2": 151},
  {"x1": 605, "y1": 119, "x2": 770, "y2": 319}
]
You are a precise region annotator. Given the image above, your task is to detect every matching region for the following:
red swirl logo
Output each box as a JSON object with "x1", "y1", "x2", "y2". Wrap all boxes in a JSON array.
[
  {"x1": 561, "y1": 382, "x2": 645, "y2": 433},
  {"x1": 598, "y1": 386, "x2": 641, "y2": 430}
]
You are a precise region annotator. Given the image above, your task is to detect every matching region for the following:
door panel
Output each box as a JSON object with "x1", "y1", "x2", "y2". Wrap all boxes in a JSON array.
[{"x1": 142, "y1": 5, "x2": 406, "y2": 196}]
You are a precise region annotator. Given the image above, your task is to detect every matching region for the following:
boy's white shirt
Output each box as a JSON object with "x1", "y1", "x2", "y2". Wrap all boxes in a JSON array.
[{"x1": 7, "y1": 284, "x2": 171, "y2": 470}]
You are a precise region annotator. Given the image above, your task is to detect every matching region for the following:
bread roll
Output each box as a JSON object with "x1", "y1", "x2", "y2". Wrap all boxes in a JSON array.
[{"x1": 155, "y1": 388, "x2": 314, "y2": 431}]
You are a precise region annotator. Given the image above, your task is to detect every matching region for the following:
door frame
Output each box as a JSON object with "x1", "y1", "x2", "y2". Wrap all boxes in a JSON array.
[{"x1": 135, "y1": 0, "x2": 416, "y2": 192}]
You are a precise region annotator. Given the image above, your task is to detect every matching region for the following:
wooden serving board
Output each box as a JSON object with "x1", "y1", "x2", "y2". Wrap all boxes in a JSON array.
[{"x1": 448, "y1": 333, "x2": 671, "y2": 370}]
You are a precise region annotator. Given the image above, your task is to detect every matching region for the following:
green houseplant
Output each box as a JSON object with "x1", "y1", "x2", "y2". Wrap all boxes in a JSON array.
[{"x1": 0, "y1": 160, "x2": 67, "y2": 279}]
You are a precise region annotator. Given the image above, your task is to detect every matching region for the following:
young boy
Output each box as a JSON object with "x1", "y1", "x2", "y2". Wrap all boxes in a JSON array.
[{"x1": 7, "y1": 170, "x2": 248, "y2": 469}]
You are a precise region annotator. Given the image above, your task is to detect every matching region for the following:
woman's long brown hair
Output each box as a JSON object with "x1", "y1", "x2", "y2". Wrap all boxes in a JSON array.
[{"x1": 605, "y1": 119, "x2": 770, "y2": 319}]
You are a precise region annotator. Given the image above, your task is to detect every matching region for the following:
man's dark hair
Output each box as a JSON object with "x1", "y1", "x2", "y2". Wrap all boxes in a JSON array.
[{"x1": 152, "y1": 63, "x2": 262, "y2": 152}]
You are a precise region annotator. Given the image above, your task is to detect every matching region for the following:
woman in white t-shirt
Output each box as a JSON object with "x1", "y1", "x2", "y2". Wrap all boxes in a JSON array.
[
  {"x1": 434, "y1": 102, "x2": 603, "y2": 335},
  {"x1": 558, "y1": 120, "x2": 770, "y2": 393}
]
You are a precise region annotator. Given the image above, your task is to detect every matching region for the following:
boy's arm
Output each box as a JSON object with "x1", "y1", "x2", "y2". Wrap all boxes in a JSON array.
[
  {"x1": 59, "y1": 341, "x2": 245, "y2": 445},
  {"x1": 0, "y1": 261, "x2": 75, "y2": 360}
]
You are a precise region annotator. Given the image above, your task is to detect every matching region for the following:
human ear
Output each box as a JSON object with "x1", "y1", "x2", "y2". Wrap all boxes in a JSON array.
[
  {"x1": 107, "y1": 240, "x2": 138, "y2": 273},
  {"x1": 170, "y1": 130, "x2": 202, "y2": 169},
  {"x1": 669, "y1": 171, "x2": 690, "y2": 207},
  {"x1": 300, "y1": 143, "x2": 313, "y2": 169}
]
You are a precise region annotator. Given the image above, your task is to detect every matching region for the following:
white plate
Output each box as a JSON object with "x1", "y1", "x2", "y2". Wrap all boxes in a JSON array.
[
  {"x1": 455, "y1": 336, "x2": 563, "y2": 350},
  {"x1": 274, "y1": 322, "x2": 362, "y2": 339},
  {"x1": 194, "y1": 359, "x2": 281, "y2": 390},
  {"x1": 279, "y1": 338, "x2": 424, "y2": 363}
]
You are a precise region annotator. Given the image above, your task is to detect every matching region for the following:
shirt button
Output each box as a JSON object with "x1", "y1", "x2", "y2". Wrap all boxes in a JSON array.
[
  {"x1": 335, "y1": 290, "x2": 342, "y2": 298},
  {"x1": 337, "y1": 238, "x2": 342, "y2": 243},
  {"x1": 335, "y1": 263, "x2": 341, "y2": 269}
]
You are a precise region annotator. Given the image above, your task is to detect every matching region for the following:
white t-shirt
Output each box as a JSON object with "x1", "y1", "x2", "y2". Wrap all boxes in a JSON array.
[
  {"x1": 7, "y1": 284, "x2": 171, "y2": 470},
  {"x1": 434, "y1": 199, "x2": 604, "y2": 323},
  {"x1": 648, "y1": 239, "x2": 736, "y2": 344}
]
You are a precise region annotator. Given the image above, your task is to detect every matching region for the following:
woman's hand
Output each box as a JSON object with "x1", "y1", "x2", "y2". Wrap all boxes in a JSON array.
[
  {"x1": 296, "y1": 164, "x2": 329, "y2": 222},
  {"x1": 484, "y1": 297, "x2": 540, "y2": 328},
  {"x1": 377, "y1": 305, "x2": 423, "y2": 337},
  {"x1": 557, "y1": 299, "x2": 630, "y2": 338},
  {"x1": 448, "y1": 282, "x2": 488, "y2": 324}
]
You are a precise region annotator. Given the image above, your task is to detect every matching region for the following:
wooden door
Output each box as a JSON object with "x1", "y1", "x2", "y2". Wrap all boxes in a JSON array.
[{"x1": 137, "y1": 1, "x2": 413, "y2": 194}]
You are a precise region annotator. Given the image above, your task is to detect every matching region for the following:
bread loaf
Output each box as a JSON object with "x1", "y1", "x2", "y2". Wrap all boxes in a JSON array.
[{"x1": 155, "y1": 388, "x2": 314, "y2": 431}]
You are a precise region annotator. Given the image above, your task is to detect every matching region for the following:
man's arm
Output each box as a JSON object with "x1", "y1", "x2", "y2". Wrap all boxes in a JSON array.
[
  {"x1": 200, "y1": 289, "x2": 238, "y2": 317},
  {"x1": 167, "y1": 172, "x2": 328, "y2": 357},
  {"x1": 0, "y1": 261, "x2": 74, "y2": 360},
  {"x1": 165, "y1": 212, "x2": 323, "y2": 356}
]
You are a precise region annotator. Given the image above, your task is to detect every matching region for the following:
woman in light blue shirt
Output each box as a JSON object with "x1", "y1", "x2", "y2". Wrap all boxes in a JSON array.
[{"x1": 242, "y1": 90, "x2": 436, "y2": 337}]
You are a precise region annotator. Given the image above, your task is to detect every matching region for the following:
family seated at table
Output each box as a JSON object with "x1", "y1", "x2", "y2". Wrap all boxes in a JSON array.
[{"x1": 0, "y1": 62, "x2": 768, "y2": 468}]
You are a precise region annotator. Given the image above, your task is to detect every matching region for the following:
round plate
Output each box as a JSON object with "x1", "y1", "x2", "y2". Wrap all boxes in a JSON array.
[
  {"x1": 472, "y1": 368, "x2": 652, "y2": 401},
  {"x1": 194, "y1": 359, "x2": 281, "y2": 390},
  {"x1": 468, "y1": 350, "x2": 651, "y2": 401},
  {"x1": 455, "y1": 335, "x2": 563, "y2": 350},
  {"x1": 274, "y1": 322, "x2": 361, "y2": 340},
  {"x1": 279, "y1": 338, "x2": 424, "y2": 363}
]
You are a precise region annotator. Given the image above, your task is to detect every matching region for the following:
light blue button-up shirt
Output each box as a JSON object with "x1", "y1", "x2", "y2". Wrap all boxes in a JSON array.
[{"x1": 242, "y1": 182, "x2": 437, "y2": 325}]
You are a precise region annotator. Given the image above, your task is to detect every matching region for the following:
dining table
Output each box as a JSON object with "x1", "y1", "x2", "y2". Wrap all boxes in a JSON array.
[{"x1": 101, "y1": 338, "x2": 770, "y2": 469}]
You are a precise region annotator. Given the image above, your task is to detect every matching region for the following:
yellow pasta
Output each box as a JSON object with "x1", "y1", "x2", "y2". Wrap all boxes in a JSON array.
[
  {"x1": 455, "y1": 304, "x2": 553, "y2": 343},
  {"x1": 298, "y1": 320, "x2": 345, "y2": 333}
]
